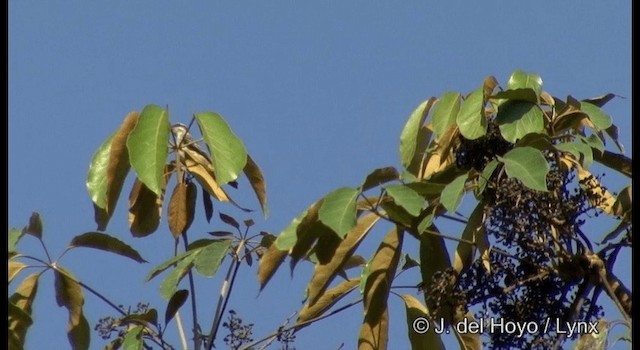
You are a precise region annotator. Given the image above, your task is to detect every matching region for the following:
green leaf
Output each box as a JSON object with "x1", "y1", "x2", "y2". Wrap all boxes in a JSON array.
[
  {"x1": 68, "y1": 232, "x2": 147, "y2": 263},
  {"x1": 440, "y1": 174, "x2": 468, "y2": 213},
  {"x1": 476, "y1": 159, "x2": 499, "y2": 198},
  {"x1": 24, "y1": 212, "x2": 43, "y2": 239},
  {"x1": 400, "y1": 98, "x2": 437, "y2": 169},
  {"x1": 400, "y1": 294, "x2": 445, "y2": 350},
  {"x1": 318, "y1": 187, "x2": 360, "y2": 238},
  {"x1": 506, "y1": 69, "x2": 542, "y2": 98},
  {"x1": 498, "y1": 147, "x2": 549, "y2": 192},
  {"x1": 361, "y1": 167, "x2": 400, "y2": 192},
  {"x1": 582, "y1": 93, "x2": 616, "y2": 107},
  {"x1": 195, "y1": 112, "x2": 248, "y2": 184},
  {"x1": 160, "y1": 253, "x2": 197, "y2": 300},
  {"x1": 121, "y1": 325, "x2": 144, "y2": 350},
  {"x1": 275, "y1": 201, "x2": 321, "y2": 251},
  {"x1": 145, "y1": 250, "x2": 194, "y2": 282},
  {"x1": 9, "y1": 228, "x2": 24, "y2": 253},
  {"x1": 126, "y1": 105, "x2": 170, "y2": 196},
  {"x1": 432, "y1": 92, "x2": 461, "y2": 137},
  {"x1": 384, "y1": 184, "x2": 424, "y2": 216},
  {"x1": 490, "y1": 88, "x2": 539, "y2": 104},
  {"x1": 556, "y1": 141, "x2": 593, "y2": 169},
  {"x1": 456, "y1": 88, "x2": 486, "y2": 140},
  {"x1": 193, "y1": 239, "x2": 232, "y2": 277},
  {"x1": 87, "y1": 133, "x2": 114, "y2": 210},
  {"x1": 577, "y1": 134, "x2": 605, "y2": 153},
  {"x1": 581, "y1": 102, "x2": 612, "y2": 130},
  {"x1": 514, "y1": 133, "x2": 554, "y2": 152},
  {"x1": 453, "y1": 201, "x2": 486, "y2": 274},
  {"x1": 496, "y1": 101, "x2": 544, "y2": 143},
  {"x1": 165, "y1": 290, "x2": 189, "y2": 326}
]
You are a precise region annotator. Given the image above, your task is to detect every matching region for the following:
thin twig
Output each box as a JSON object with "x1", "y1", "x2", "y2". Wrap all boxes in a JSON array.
[{"x1": 181, "y1": 232, "x2": 200, "y2": 349}]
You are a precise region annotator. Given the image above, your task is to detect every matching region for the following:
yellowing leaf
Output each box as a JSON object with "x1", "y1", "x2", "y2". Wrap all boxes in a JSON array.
[
  {"x1": 167, "y1": 182, "x2": 197, "y2": 238},
  {"x1": 453, "y1": 201, "x2": 486, "y2": 274},
  {"x1": 306, "y1": 213, "x2": 380, "y2": 306},
  {"x1": 358, "y1": 228, "x2": 403, "y2": 350},
  {"x1": 297, "y1": 278, "x2": 359, "y2": 325},
  {"x1": 9, "y1": 273, "x2": 39, "y2": 346},
  {"x1": 576, "y1": 165, "x2": 616, "y2": 215},
  {"x1": 54, "y1": 267, "x2": 90, "y2": 350},
  {"x1": 257, "y1": 243, "x2": 288, "y2": 290},
  {"x1": 244, "y1": 155, "x2": 269, "y2": 217},
  {"x1": 184, "y1": 157, "x2": 229, "y2": 202},
  {"x1": 400, "y1": 294, "x2": 444, "y2": 350},
  {"x1": 128, "y1": 179, "x2": 163, "y2": 237},
  {"x1": 9, "y1": 261, "x2": 27, "y2": 284}
]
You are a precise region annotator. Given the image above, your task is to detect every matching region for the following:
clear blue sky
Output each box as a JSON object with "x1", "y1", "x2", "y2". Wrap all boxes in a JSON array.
[{"x1": 9, "y1": 2, "x2": 631, "y2": 349}]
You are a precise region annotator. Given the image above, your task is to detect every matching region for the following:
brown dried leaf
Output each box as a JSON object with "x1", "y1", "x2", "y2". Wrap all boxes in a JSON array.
[
  {"x1": 184, "y1": 157, "x2": 229, "y2": 202},
  {"x1": 128, "y1": 179, "x2": 163, "y2": 237},
  {"x1": 297, "y1": 278, "x2": 359, "y2": 324},
  {"x1": 257, "y1": 243, "x2": 288, "y2": 290},
  {"x1": 105, "y1": 112, "x2": 139, "y2": 216},
  {"x1": 244, "y1": 155, "x2": 269, "y2": 217},
  {"x1": 167, "y1": 182, "x2": 197, "y2": 238}
]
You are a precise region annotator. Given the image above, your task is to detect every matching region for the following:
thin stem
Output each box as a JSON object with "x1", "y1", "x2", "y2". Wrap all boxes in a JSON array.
[
  {"x1": 174, "y1": 311, "x2": 188, "y2": 350},
  {"x1": 241, "y1": 298, "x2": 363, "y2": 350},
  {"x1": 181, "y1": 233, "x2": 200, "y2": 349},
  {"x1": 205, "y1": 239, "x2": 245, "y2": 350},
  {"x1": 37, "y1": 237, "x2": 53, "y2": 263}
]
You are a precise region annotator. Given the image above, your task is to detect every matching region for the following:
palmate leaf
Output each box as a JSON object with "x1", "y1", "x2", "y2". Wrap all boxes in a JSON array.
[
  {"x1": 127, "y1": 104, "x2": 170, "y2": 196},
  {"x1": 195, "y1": 112, "x2": 248, "y2": 185}
]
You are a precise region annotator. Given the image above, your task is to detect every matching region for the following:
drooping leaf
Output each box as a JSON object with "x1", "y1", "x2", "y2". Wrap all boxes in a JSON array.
[
  {"x1": 306, "y1": 213, "x2": 380, "y2": 306},
  {"x1": 612, "y1": 185, "x2": 632, "y2": 219},
  {"x1": 165, "y1": 290, "x2": 189, "y2": 326},
  {"x1": 274, "y1": 200, "x2": 322, "y2": 251},
  {"x1": 400, "y1": 253, "x2": 420, "y2": 271},
  {"x1": 318, "y1": 187, "x2": 360, "y2": 238},
  {"x1": 87, "y1": 133, "x2": 115, "y2": 227},
  {"x1": 119, "y1": 309, "x2": 158, "y2": 327},
  {"x1": 289, "y1": 214, "x2": 334, "y2": 271},
  {"x1": 102, "y1": 111, "x2": 139, "y2": 230},
  {"x1": 160, "y1": 253, "x2": 197, "y2": 300},
  {"x1": 257, "y1": 243, "x2": 288, "y2": 290},
  {"x1": 9, "y1": 227, "x2": 24, "y2": 253},
  {"x1": 128, "y1": 179, "x2": 163, "y2": 237},
  {"x1": 9, "y1": 261, "x2": 27, "y2": 284},
  {"x1": 24, "y1": 212, "x2": 43, "y2": 239},
  {"x1": 506, "y1": 69, "x2": 542, "y2": 98},
  {"x1": 419, "y1": 224, "x2": 451, "y2": 295},
  {"x1": 514, "y1": 133, "x2": 554, "y2": 152},
  {"x1": 362, "y1": 167, "x2": 400, "y2": 192},
  {"x1": 453, "y1": 201, "x2": 486, "y2": 274},
  {"x1": 400, "y1": 98, "x2": 437, "y2": 170},
  {"x1": 452, "y1": 311, "x2": 482, "y2": 350},
  {"x1": 456, "y1": 88, "x2": 486, "y2": 140},
  {"x1": 121, "y1": 325, "x2": 144, "y2": 350},
  {"x1": 170, "y1": 181, "x2": 197, "y2": 238},
  {"x1": 185, "y1": 157, "x2": 229, "y2": 202},
  {"x1": 68, "y1": 232, "x2": 147, "y2": 263},
  {"x1": 54, "y1": 267, "x2": 90, "y2": 350},
  {"x1": 583, "y1": 93, "x2": 616, "y2": 107},
  {"x1": 195, "y1": 112, "x2": 248, "y2": 185},
  {"x1": 496, "y1": 101, "x2": 544, "y2": 143},
  {"x1": 297, "y1": 279, "x2": 360, "y2": 325},
  {"x1": 380, "y1": 200, "x2": 415, "y2": 228},
  {"x1": 440, "y1": 174, "x2": 468, "y2": 213},
  {"x1": 9, "y1": 273, "x2": 39, "y2": 347},
  {"x1": 358, "y1": 228, "x2": 403, "y2": 350},
  {"x1": 201, "y1": 186, "x2": 214, "y2": 223},
  {"x1": 604, "y1": 124, "x2": 624, "y2": 153},
  {"x1": 400, "y1": 294, "x2": 445, "y2": 350},
  {"x1": 126, "y1": 104, "x2": 170, "y2": 196},
  {"x1": 432, "y1": 92, "x2": 461, "y2": 137},
  {"x1": 593, "y1": 150, "x2": 632, "y2": 178},
  {"x1": 384, "y1": 184, "x2": 424, "y2": 216},
  {"x1": 581, "y1": 102, "x2": 613, "y2": 130},
  {"x1": 243, "y1": 155, "x2": 269, "y2": 217},
  {"x1": 498, "y1": 147, "x2": 549, "y2": 192},
  {"x1": 577, "y1": 134, "x2": 605, "y2": 153},
  {"x1": 193, "y1": 239, "x2": 232, "y2": 277},
  {"x1": 421, "y1": 125, "x2": 459, "y2": 179}
]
